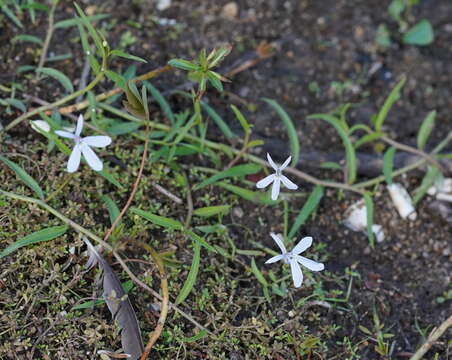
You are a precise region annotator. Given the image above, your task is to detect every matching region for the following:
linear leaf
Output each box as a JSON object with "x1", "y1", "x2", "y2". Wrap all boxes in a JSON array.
[
  {"x1": 383, "y1": 147, "x2": 396, "y2": 185},
  {"x1": 354, "y1": 131, "x2": 385, "y2": 149},
  {"x1": 109, "y1": 49, "x2": 147, "y2": 63},
  {"x1": 193, "y1": 205, "x2": 230, "y2": 218},
  {"x1": 74, "y1": 3, "x2": 104, "y2": 55},
  {"x1": 144, "y1": 82, "x2": 174, "y2": 124},
  {"x1": 308, "y1": 113, "x2": 357, "y2": 184},
  {"x1": 131, "y1": 208, "x2": 183, "y2": 230},
  {"x1": 101, "y1": 195, "x2": 121, "y2": 226},
  {"x1": 417, "y1": 110, "x2": 436, "y2": 150},
  {"x1": 263, "y1": 98, "x2": 300, "y2": 166},
  {"x1": 412, "y1": 166, "x2": 441, "y2": 205},
  {"x1": 0, "y1": 226, "x2": 68, "y2": 258},
  {"x1": 179, "y1": 330, "x2": 207, "y2": 343},
  {"x1": 374, "y1": 77, "x2": 406, "y2": 131},
  {"x1": 11, "y1": 34, "x2": 43, "y2": 45},
  {"x1": 54, "y1": 14, "x2": 109, "y2": 29},
  {"x1": 0, "y1": 155, "x2": 44, "y2": 199},
  {"x1": 186, "y1": 230, "x2": 216, "y2": 253},
  {"x1": 363, "y1": 193, "x2": 375, "y2": 247},
  {"x1": 251, "y1": 258, "x2": 269, "y2": 287},
  {"x1": 216, "y1": 182, "x2": 275, "y2": 205},
  {"x1": 36, "y1": 67, "x2": 74, "y2": 93},
  {"x1": 288, "y1": 185, "x2": 324, "y2": 239},
  {"x1": 194, "y1": 163, "x2": 261, "y2": 190},
  {"x1": 175, "y1": 240, "x2": 201, "y2": 304}
]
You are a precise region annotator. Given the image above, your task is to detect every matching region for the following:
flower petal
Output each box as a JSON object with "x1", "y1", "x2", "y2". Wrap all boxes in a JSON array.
[
  {"x1": 280, "y1": 156, "x2": 292, "y2": 170},
  {"x1": 256, "y1": 174, "x2": 275, "y2": 189},
  {"x1": 292, "y1": 236, "x2": 313, "y2": 255},
  {"x1": 289, "y1": 258, "x2": 303, "y2": 288},
  {"x1": 75, "y1": 114, "x2": 84, "y2": 136},
  {"x1": 267, "y1": 153, "x2": 278, "y2": 171},
  {"x1": 265, "y1": 254, "x2": 284, "y2": 264},
  {"x1": 55, "y1": 130, "x2": 75, "y2": 139},
  {"x1": 81, "y1": 143, "x2": 103, "y2": 171},
  {"x1": 270, "y1": 232, "x2": 287, "y2": 254},
  {"x1": 295, "y1": 255, "x2": 324, "y2": 272},
  {"x1": 281, "y1": 175, "x2": 298, "y2": 190},
  {"x1": 271, "y1": 177, "x2": 281, "y2": 200},
  {"x1": 82, "y1": 136, "x2": 112, "y2": 148},
  {"x1": 67, "y1": 144, "x2": 81, "y2": 173}
]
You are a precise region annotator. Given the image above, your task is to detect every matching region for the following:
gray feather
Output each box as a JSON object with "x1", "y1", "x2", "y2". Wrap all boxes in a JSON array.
[{"x1": 83, "y1": 238, "x2": 144, "y2": 360}]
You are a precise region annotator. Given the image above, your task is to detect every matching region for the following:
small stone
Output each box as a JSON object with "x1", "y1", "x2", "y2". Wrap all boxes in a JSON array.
[
  {"x1": 222, "y1": 2, "x2": 239, "y2": 20},
  {"x1": 233, "y1": 206, "x2": 244, "y2": 218},
  {"x1": 157, "y1": 0, "x2": 171, "y2": 11}
]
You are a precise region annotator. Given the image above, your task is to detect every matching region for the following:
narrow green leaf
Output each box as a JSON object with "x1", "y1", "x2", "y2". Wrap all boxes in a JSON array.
[
  {"x1": 179, "y1": 330, "x2": 207, "y2": 343},
  {"x1": 144, "y1": 82, "x2": 175, "y2": 124},
  {"x1": 54, "y1": 14, "x2": 109, "y2": 29},
  {"x1": 216, "y1": 182, "x2": 275, "y2": 205},
  {"x1": 412, "y1": 166, "x2": 441, "y2": 205},
  {"x1": 0, "y1": 155, "x2": 44, "y2": 199},
  {"x1": 363, "y1": 193, "x2": 375, "y2": 247},
  {"x1": 107, "y1": 121, "x2": 141, "y2": 135},
  {"x1": 417, "y1": 110, "x2": 436, "y2": 150},
  {"x1": 374, "y1": 77, "x2": 406, "y2": 131},
  {"x1": 193, "y1": 205, "x2": 230, "y2": 218},
  {"x1": 11, "y1": 34, "x2": 43, "y2": 45},
  {"x1": 2, "y1": 5, "x2": 23, "y2": 28},
  {"x1": 101, "y1": 195, "x2": 121, "y2": 226},
  {"x1": 109, "y1": 49, "x2": 147, "y2": 63},
  {"x1": 320, "y1": 162, "x2": 342, "y2": 170},
  {"x1": 98, "y1": 168, "x2": 124, "y2": 190},
  {"x1": 383, "y1": 147, "x2": 396, "y2": 185},
  {"x1": 251, "y1": 258, "x2": 269, "y2": 287},
  {"x1": 175, "y1": 240, "x2": 201, "y2": 304},
  {"x1": 4, "y1": 98, "x2": 26, "y2": 112},
  {"x1": 105, "y1": 70, "x2": 126, "y2": 90},
  {"x1": 168, "y1": 59, "x2": 198, "y2": 71},
  {"x1": 36, "y1": 67, "x2": 74, "y2": 93},
  {"x1": 308, "y1": 114, "x2": 357, "y2": 184},
  {"x1": 263, "y1": 98, "x2": 300, "y2": 166},
  {"x1": 288, "y1": 185, "x2": 324, "y2": 239},
  {"x1": 354, "y1": 132, "x2": 385, "y2": 149},
  {"x1": 0, "y1": 226, "x2": 68, "y2": 258},
  {"x1": 194, "y1": 163, "x2": 261, "y2": 190},
  {"x1": 403, "y1": 19, "x2": 434, "y2": 46},
  {"x1": 231, "y1": 105, "x2": 251, "y2": 134},
  {"x1": 206, "y1": 71, "x2": 223, "y2": 92},
  {"x1": 186, "y1": 230, "x2": 216, "y2": 253},
  {"x1": 131, "y1": 207, "x2": 183, "y2": 230},
  {"x1": 74, "y1": 3, "x2": 104, "y2": 55},
  {"x1": 175, "y1": 90, "x2": 235, "y2": 138}
]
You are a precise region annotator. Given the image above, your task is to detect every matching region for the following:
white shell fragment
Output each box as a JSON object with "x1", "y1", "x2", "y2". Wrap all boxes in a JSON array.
[
  {"x1": 387, "y1": 183, "x2": 417, "y2": 220},
  {"x1": 30, "y1": 120, "x2": 50, "y2": 133},
  {"x1": 343, "y1": 200, "x2": 385, "y2": 242},
  {"x1": 157, "y1": 0, "x2": 171, "y2": 11},
  {"x1": 428, "y1": 178, "x2": 452, "y2": 203}
]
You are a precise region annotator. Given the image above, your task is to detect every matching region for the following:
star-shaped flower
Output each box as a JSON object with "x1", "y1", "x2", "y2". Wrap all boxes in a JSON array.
[
  {"x1": 55, "y1": 114, "x2": 112, "y2": 173},
  {"x1": 256, "y1": 153, "x2": 298, "y2": 200},
  {"x1": 265, "y1": 233, "x2": 324, "y2": 288}
]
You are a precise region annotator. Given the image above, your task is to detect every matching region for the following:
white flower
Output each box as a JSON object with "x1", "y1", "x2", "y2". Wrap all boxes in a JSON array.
[
  {"x1": 256, "y1": 153, "x2": 298, "y2": 200},
  {"x1": 265, "y1": 233, "x2": 324, "y2": 288},
  {"x1": 55, "y1": 114, "x2": 112, "y2": 173}
]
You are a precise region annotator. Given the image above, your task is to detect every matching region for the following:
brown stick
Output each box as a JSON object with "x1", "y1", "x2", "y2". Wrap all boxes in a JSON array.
[
  {"x1": 138, "y1": 242, "x2": 169, "y2": 360},
  {"x1": 409, "y1": 315, "x2": 452, "y2": 360}
]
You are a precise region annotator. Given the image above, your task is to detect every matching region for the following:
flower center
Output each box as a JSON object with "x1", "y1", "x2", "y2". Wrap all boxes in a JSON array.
[
  {"x1": 74, "y1": 135, "x2": 82, "y2": 145},
  {"x1": 276, "y1": 168, "x2": 282, "y2": 177}
]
